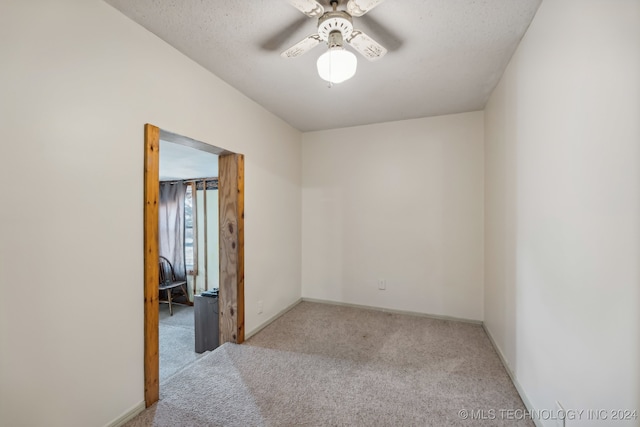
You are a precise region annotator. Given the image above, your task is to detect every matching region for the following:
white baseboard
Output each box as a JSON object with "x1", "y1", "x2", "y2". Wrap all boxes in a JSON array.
[
  {"x1": 482, "y1": 325, "x2": 542, "y2": 427},
  {"x1": 301, "y1": 297, "x2": 483, "y2": 325},
  {"x1": 105, "y1": 400, "x2": 145, "y2": 427},
  {"x1": 244, "y1": 298, "x2": 302, "y2": 340}
]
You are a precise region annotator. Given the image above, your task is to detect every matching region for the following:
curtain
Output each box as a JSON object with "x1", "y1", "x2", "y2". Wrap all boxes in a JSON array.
[{"x1": 159, "y1": 182, "x2": 186, "y2": 281}]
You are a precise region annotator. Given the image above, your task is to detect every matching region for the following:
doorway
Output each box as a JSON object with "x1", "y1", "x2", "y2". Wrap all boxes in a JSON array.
[
  {"x1": 158, "y1": 140, "x2": 218, "y2": 382},
  {"x1": 143, "y1": 124, "x2": 245, "y2": 406}
]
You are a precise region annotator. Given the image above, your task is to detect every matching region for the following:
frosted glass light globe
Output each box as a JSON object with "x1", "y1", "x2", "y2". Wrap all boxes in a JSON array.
[{"x1": 317, "y1": 48, "x2": 357, "y2": 84}]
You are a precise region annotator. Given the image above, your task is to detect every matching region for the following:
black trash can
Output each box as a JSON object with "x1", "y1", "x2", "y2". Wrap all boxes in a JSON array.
[{"x1": 194, "y1": 289, "x2": 219, "y2": 353}]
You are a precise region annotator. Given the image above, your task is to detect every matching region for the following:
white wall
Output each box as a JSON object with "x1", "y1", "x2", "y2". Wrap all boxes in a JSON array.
[
  {"x1": 484, "y1": 0, "x2": 640, "y2": 424},
  {"x1": 0, "y1": 1, "x2": 301, "y2": 426},
  {"x1": 302, "y1": 112, "x2": 484, "y2": 321}
]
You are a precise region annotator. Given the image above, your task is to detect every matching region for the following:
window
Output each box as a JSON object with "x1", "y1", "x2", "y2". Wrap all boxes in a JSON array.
[{"x1": 184, "y1": 184, "x2": 194, "y2": 270}]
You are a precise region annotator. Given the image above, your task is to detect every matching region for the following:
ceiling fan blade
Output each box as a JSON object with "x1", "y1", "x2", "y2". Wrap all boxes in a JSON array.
[
  {"x1": 347, "y1": 0, "x2": 384, "y2": 17},
  {"x1": 346, "y1": 30, "x2": 387, "y2": 61},
  {"x1": 288, "y1": 0, "x2": 324, "y2": 18},
  {"x1": 359, "y1": 13, "x2": 403, "y2": 52},
  {"x1": 261, "y1": 16, "x2": 310, "y2": 51},
  {"x1": 281, "y1": 34, "x2": 323, "y2": 58}
]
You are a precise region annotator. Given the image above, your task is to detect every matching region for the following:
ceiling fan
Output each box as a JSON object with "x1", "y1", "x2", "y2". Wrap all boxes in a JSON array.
[{"x1": 282, "y1": 0, "x2": 388, "y2": 84}]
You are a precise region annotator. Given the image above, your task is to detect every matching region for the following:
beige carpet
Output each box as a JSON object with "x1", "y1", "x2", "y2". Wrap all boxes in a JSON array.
[
  {"x1": 159, "y1": 304, "x2": 207, "y2": 383},
  {"x1": 125, "y1": 301, "x2": 532, "y2": 426}
]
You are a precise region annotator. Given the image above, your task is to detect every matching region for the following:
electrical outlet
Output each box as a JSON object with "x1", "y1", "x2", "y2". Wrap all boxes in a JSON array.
[
  {"x1": 378, "y1": 279, "x2": 386, "y2": 290},
  {"x1": 257, "y1": 300, "x2": 263, "y2": 314},
  {"x1": 555, "y1": 401, "x2": 565, "y2": 427}
]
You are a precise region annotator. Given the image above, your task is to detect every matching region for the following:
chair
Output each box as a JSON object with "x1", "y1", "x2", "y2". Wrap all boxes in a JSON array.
[{"x1": 159, "y1": 256, "x2": 188, "y2": 316}]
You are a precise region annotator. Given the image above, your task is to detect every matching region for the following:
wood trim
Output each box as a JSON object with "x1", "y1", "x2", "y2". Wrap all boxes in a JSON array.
[
  {"x1": 218, "y1": 154, "x2": 245, "y2": 344},
  {"x1": 143, "y1": 124, "x2": 160, "y2": 407},
  {"x1": 236, "y1": 155, "x2": 245, "y2": 343}
]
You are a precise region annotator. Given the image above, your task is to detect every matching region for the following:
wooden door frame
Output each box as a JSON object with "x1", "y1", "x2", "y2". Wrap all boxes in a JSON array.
[{"x1": 143, "y1": 124, "x2": 244, "y2": 406}]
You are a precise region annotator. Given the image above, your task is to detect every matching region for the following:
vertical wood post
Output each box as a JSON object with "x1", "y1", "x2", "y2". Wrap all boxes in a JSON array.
[
  {"x1": 203, "y1": 180, "x2": 208, "y2": 291},
  {"x1": 143, "y1": 124, "x2": 160, "y2": 406},
  {"x1": 190, "y1": 181, "x2": 198, "y2": 277},
  {"x1": 218, "y1": 154, "x2": 245, "y2": 344}
]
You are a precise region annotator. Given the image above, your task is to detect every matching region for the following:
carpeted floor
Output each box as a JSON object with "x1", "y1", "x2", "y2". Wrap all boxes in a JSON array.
[
  {"x1": 127, "y1": 301, "x2": 533, "y2": 426},
  {"x1": 159, "y1": 303, "x2": 207, "y2": 383}
]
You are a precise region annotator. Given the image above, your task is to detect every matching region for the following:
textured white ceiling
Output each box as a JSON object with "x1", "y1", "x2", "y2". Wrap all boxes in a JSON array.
[
  {"x1": 104, "y1": 0, "x2": 541, "y2": 131},
  {"x1": 160, "y1": 140, "x2": 218, "y2": 181}
]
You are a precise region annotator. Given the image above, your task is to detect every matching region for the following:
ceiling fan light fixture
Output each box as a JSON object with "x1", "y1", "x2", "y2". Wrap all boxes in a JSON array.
[{"x1": 317, "y1": 47, "x2": 358, "y2": 84}]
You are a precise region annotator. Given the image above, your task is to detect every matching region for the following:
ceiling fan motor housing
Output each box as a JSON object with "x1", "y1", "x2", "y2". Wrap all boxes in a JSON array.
[{"x1": 317, "y1": 11, "x2": 354, "y2": 43}]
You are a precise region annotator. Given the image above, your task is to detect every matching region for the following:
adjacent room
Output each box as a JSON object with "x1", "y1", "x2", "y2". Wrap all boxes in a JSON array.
[
  {"x1": 157, "y1": 139, "x2": 220, "y2": 382},
  {"x1": 1, "y1": 1, "x2": 638, "y2": 427}
]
